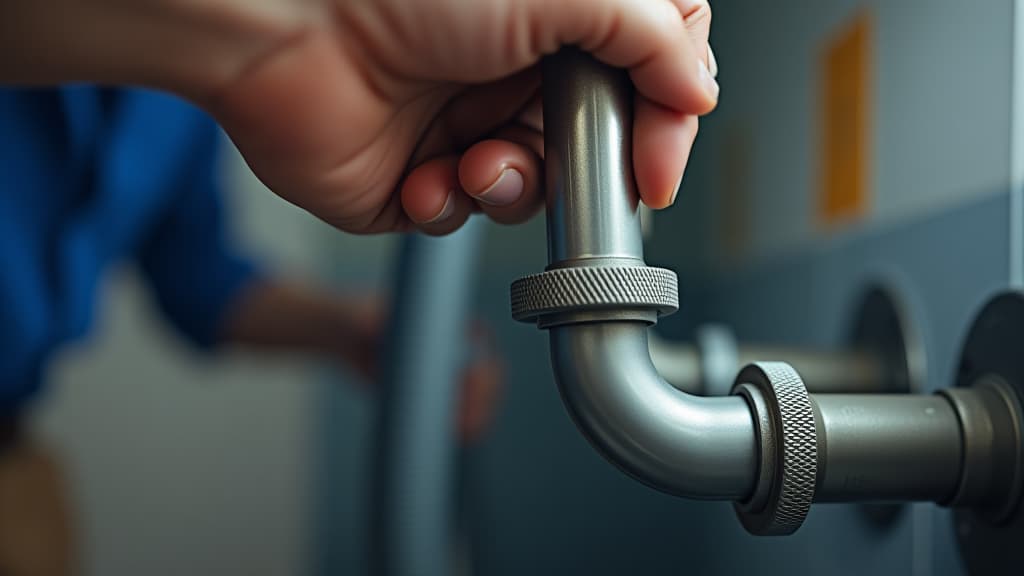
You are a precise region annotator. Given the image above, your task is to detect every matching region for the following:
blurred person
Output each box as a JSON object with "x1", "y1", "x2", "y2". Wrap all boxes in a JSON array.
[{"x1": 0, "y1": 86, "x2": 502, "y2": 576}]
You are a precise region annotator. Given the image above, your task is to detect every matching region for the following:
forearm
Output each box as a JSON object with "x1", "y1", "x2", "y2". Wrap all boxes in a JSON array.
[
  {"x1": 0, "y1": 0, "x2": 306, "y2": 99},
  {"x1": 219, "y1": 280, "x2": 382, "y2": 375},
  {"x1": 222, "y1": 280, "x2": 502, "y2": 440}
]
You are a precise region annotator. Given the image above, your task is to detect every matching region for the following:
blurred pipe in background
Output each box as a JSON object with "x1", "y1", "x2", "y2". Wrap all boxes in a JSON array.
[
  {"x1": 649, "y1": 326, "x2": 887, "y2": 397},
  {"x1": 369, "y1": 218, "x2": 486, "y2": 576}
]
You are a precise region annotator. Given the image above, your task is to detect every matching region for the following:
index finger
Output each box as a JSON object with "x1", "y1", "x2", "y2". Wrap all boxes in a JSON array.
[{"x1": 533, "y1": 0, "x2": 718, "y2": 115}]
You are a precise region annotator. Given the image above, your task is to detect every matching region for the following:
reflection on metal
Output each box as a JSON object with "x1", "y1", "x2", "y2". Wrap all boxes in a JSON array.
[
  {"x1": 371, "y1": 220, "x2": 485, "y2": 576},
  {"x1": 949, "y1": 292, "x2": 1024, "y2": 576},
  {"x1": 511, "y1": 48, "x2": 1024, "y2": 538}
]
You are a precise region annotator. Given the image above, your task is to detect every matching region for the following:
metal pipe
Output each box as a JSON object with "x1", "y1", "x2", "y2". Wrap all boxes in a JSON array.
[
  {"x1": 370, "y1": 220, "x2": 485, "y2": 576},
  {"x1": 812, "y1": 394, "x2": 963, "y2": 502},
  {"x1": 741, "y1": 346, "x2": 884, "y2": 393},
  {"x1": 646, "y1": 333, "x2": 702, "y2": 392},
  {"x1": 513, "y1": 47, "x2": 1020, "y2": 535},
  {"x1": 544, "y1": 49, "x2": 644, "y2": 266},
  {"x1": 551, "y1": 322, "x2": 758, "y2": 499},
  {"x1": 540, "y1": 47, "x2": 759, "y2": 499},
  {"x1": 649, "y1": 331, "x2": 887, "y2": 396}
]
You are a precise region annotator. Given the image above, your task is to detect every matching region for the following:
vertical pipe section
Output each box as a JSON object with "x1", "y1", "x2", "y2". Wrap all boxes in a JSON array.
[
  {"x1": 543, "y1": 48, "x2": 645, "y2": 266},
  {"x1": 541, "y1": 47, "x2": 760, "y2": 499},
  {"x1": 370, "y1": 219, "x2": 485, "y2": 576}
]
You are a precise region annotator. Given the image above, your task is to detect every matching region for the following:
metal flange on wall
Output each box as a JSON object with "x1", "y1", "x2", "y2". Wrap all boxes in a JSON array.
[
  {"x1": 949, "y1": 292, "x2": 1024, "y2": 575},
  {"x1": 509, "y1": 47, "x2": 1024, "y2": 553}
]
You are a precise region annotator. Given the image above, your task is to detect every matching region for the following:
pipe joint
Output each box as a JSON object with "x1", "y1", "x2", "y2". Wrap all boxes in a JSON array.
[
  {"x1": 940, "y1": 378, "x2": 1024, "y2": 522},
  {"x1": 508, "y1": 47, "x2": 1022, "y2": 539},
  {"x1": 731, "y1": 363, "x2": 818, "y2": 535},
  {"x1": 511, "y1": 264, "x2": 678, "y2": 328}
]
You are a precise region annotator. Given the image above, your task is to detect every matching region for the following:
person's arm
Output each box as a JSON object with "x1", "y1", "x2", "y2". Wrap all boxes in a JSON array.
[
  {"x1": 127, "y1": 92, "x2": 501, "y2": 437},
  {"x1": 219, "y1": 281, "x2": 383, "y2": 380},
  {"x1": 0, "y1": 0, "x2": 300, "y2": 100},
  {"x1": 220, "y1": 279, "x2": 501, "y2": 441},
  {"x1": 2, "y1": 0, "x2": 717, "y2": 237}
]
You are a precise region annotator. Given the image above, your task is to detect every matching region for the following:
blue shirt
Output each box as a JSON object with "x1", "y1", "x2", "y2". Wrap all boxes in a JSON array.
[{"x1": 0, "y1": 86, "x2": 261, "y2": 410}]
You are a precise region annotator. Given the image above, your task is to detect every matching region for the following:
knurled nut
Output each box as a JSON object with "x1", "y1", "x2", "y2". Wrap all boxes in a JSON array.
[
  {"x1": 510, "y1": 265, "x2": 678, "y2": 325},
  {"x1": 731, "y1": 362, "x2": 818, "y2": 536}
]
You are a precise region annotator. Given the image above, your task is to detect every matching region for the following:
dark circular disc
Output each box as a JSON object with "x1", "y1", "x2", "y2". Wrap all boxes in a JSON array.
[
  {"x1": 848, "y1": 283, "x2": 926, "y2": 527},
  {"x1": 953, "y1": 291, "x2": 1024, "y2": 576}
]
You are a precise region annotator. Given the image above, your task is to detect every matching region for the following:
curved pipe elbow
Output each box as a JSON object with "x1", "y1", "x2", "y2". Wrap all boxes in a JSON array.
[
  {"x1": 526, "y1": 48, "x2": 757, "y2": 504},
  {"x1": 515, "y1": 50, "x2": 1016, "y2": 533},
  {"x1": 550, "y1": 322, "x2": 759, "y2": 500}
]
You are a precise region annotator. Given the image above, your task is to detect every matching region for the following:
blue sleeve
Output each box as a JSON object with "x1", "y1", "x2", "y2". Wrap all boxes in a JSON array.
[{"x1": 136, "y1": 115, "x2": 263, "y2": 349}]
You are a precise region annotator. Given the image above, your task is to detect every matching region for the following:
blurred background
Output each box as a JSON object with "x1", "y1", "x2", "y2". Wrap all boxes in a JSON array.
[{"x1": 21, "y1": 0, "x2": 1020, "y2": 574}]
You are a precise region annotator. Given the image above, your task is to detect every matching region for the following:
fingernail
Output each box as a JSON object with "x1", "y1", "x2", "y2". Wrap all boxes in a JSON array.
[
  {"x1": 425, "y1": 190, "x2": 456, "y2": 223},
  {"x1": 475, "y1": 168, "x2": 523, "y2": 206},
  {"x1": 699, "y1": 59, "x2": 720, "y2": 102},
  {"x1": 669, "y1": 174, "x2": 683, "y2": 205},
  {"x1": 708, "y1": 45, "x2": 719, "y2": 78}
]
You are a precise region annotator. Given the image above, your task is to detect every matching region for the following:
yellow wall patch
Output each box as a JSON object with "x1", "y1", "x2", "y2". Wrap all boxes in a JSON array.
[{"x1": 819, "y1": 11, "x2": 871, "y2": 228}]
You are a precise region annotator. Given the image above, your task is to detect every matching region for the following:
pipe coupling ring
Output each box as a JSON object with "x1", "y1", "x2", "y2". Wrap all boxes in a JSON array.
[
  {"x1": 732, "y1": 362, "x2": 818, "y2": 536},
  {"x1": 510, "y1": 265, "x2": 678, "y2": 328}
]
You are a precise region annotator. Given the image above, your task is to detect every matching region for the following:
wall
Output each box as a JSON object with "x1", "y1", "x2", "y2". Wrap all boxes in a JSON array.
[{"x1": 667, "y1": 1, "x2": 1016, "y2": 574}]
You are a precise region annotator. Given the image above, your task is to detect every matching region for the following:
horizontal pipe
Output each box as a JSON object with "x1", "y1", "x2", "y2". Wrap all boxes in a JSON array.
[
  {"x1": 553, "y1": 322, "x2": 968, "y2": 503},
  {"x1": 741, "y1": 347, "x2": 884, "y2": 394},
  {"x1": 538, "y1": 48, "x2": 980, "y2": 517},
  {"x1": 647, "y1": 334, "x2": 702, "y2": 391},
  {"x1": 648, "y1": 331, "x2": 887, "y2": 396},
  {"x1": 811, "y1": 394, "x2": 963, "y2": 502}
]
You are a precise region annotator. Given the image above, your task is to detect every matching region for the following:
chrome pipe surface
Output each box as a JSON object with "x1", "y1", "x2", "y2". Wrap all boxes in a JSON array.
[
  {"x1": 541, "y1": 48, "x2": 759, "y2": 499},
  {"x1": 517, "y1": 46, "x2": 1024, "y2": 537},
  {"x1": 812, "y1": 394, "x2": 963, "y2": 502},
  {"x1": 740, "y1": 347, "x2": 886, "y2": 394},
  {"x1": 649, "y1": 331, "x2": 888, "y2": 396},
  {"x1": 543, "y1": 48, "x2": 644, "y2": 266},
  {"x1": 551, "y1": 322, "x2": 759, "y2": 499}
]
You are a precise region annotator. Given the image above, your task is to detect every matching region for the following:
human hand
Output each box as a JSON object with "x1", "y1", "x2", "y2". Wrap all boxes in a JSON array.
[
  {"x1": 208, "y1": 0, "x2": 717, "y2": 235},
  {"x1": 2, "y1": 0, "x2": 716, "y2": 235}
]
